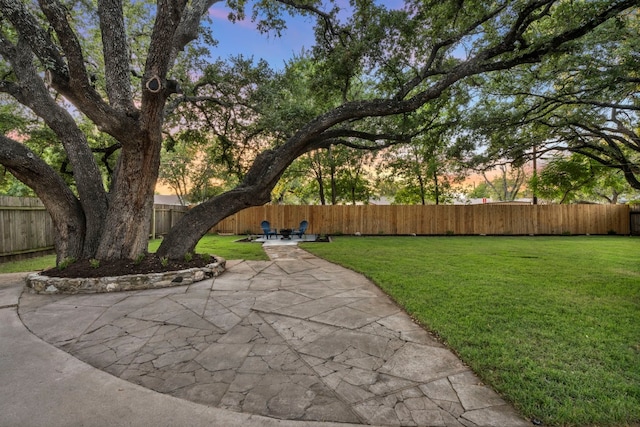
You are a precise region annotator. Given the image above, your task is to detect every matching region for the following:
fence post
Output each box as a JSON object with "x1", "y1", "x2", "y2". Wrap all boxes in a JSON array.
[
  {"x1": 151, "y1": 205, "x2": 157, "y2": 240},
  {"x1": 630, "y1": 205, "x2": 640, "y2": 235}
]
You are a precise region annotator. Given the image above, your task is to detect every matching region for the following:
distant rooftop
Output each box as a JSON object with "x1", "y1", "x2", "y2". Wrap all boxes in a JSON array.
[{"x1": 154, "y1": 195, "x2": 189, "y2": 206}]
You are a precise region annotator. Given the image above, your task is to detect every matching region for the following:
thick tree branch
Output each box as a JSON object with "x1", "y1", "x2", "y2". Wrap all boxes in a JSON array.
[
  {"x1": 0, "y1": 134, "x2": 86, "y2": 260},
  {"x1": 1, "y1": 0, "x2": 137, "y2": 139},
  {"x1": 38, "y1": 0, "x2": 90, "y2": 87},
  {"x1": 309, "y1": 129, "x2": 411, "y2": 151},
  {"x1": 37, "y1": 0, "x2": 130, "y2": 128},
  {"x1": 554, "y1": 122, "x2": 640, "y2": 190},
  {"x1": 92, "y1": 143, "x2": 122, "y2": 176},
  {"x1": 141, "y1": 0, "x2": 189, "y2": 135},
  {"x1": 1, "y1": 35, "x2": 109, "y2": 257},
  {"x1": 570, "y1": 146, "x2": 640, "y2": 190},
  {"x1": 571, "y1": 122, "x2": 640, "y2": 154},
  {"x1": 610, "y1": 111, "x2": 640, "y2": 148},
  {"x1": 480, "y1": 0, "x2": 636, "y2": 74},
  {"x1": 396, "y1": 2, "x2": 509, "y2": 100},
  {"x1": 0, "y1": 0, "x2": 68, "y2": 79},
  {"x1": 512, "y1": 92, "x2": 640, "y2": 112},
  {"x1": 98, "y1": 0, "x2": 135, "y2": 112},
  {"x1": 171, "y1": 0, "x2": 221, "y2": 62}
]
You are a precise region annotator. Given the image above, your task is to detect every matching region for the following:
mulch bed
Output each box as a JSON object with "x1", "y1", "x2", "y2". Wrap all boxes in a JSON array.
[{"x1": 41, "y1": 254, "x2": 215, "y2": 279}]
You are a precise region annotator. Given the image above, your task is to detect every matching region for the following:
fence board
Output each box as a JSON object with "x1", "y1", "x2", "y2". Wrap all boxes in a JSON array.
[{"x1": 213, "y1": 204, "x2": 631, "y2": 237}]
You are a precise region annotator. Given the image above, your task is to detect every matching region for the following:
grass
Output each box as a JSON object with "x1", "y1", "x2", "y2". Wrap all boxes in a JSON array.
[
  {"x1": 0, "y1": 254, "x2": 57, "y2": 273},
  {"x1": 0, "y1": 234, "x2": 268, "y2": 273},
  {"x1": 302, "y1": 236, "x2": 640, "y2": 427},
  {"x1": 147, "y1": 234, "x2": 269, "y2": 261}
]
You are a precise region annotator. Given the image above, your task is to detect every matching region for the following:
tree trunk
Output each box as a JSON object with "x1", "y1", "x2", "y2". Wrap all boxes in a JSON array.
[
  {"x1": 329, "y1": 151, "x2": 337, "y2": 205},
  {"x1": 316, "y1": 170, "x2": 326, "y2": 205},
  {"x1": 312, "y1": 152, "x2": 326, "y2": 205},
  {"x1": 96, "y1": 140, "x2": 161, "y2": 260},
  {"x1": 157, "y1": 147, "x2": 283, "y2": 258},
  {"x1": 0, "y1": 136, "x2": 86, "y2": 263},
  {"x1": 433, "y1": 170, "x2": 440, "y2": 206},
  {"x1": 417, "y1": 173, "x2": 426, "y2": 205},
  {"x1": 1, "y1": 36, "x2": 109, "y2": 260},
  {"x1": 502, "y1": 167, "x2": 509, "y2": 201}
]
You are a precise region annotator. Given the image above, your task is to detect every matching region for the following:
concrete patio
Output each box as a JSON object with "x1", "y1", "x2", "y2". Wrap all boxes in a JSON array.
[{"x1": 1, "y1": 241, "x2": 530, "y2": 426}]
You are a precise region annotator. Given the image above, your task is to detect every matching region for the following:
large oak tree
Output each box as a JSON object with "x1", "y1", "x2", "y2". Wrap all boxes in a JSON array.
[{"x1": 0, "y1": 0, "x2": 636, "y2": 263}]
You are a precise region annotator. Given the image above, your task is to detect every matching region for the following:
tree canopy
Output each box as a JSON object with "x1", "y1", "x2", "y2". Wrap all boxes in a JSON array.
[
  {"x1": 468, "y1": 6, "x2": 639, "y2": 189},
  {"x1": 0, "y1": 0, "x2": 637, "y2": 263}
]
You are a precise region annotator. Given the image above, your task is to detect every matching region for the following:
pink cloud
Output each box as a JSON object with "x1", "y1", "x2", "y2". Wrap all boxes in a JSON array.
[
  {"x1": 208, "y1": 6, "x2": 256, "y2": 30},
  {"x1": 208, "y1": 8, "x2": 227, "y2": 20}
]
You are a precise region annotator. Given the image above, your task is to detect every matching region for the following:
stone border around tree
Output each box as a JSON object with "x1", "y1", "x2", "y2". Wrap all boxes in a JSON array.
[{"x1": 24, "y1": 257, "x2": 226, "y2": 294}]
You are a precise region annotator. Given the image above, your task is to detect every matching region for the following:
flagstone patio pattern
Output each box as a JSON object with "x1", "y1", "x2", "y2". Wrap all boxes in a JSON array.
[{"x1": 19, "y1": 244, "x2": 529, "y2": 426}]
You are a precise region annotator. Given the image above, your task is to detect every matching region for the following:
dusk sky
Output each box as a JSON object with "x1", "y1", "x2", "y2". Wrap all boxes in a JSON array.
[
  {"x1": 206, "y1": 1, "x2": 405, "y2": 70},
  {"x1": 206, "y1": 5, "x2": 315, "y2": 69}
]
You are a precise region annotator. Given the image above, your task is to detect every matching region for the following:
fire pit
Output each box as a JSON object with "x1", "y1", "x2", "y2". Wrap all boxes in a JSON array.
[{"x1": 280, "y1": 228, "x2": 293, "y2": 239}]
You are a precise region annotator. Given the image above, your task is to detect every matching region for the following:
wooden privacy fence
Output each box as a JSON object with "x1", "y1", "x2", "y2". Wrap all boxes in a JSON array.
[
  {"x1": 213, "y1": 204, "x2": 632, "y2": 236},
  {"x1": 0, "y1": 198, "x2": 188, "y2": 261},
  {"x1": 0, "y1": 196, "x2": 55, "y2": 260},
  {"x1": 151, "y1": 203, "x2": 188, "y2": 238},
  {"x1": 0, "y1": 198, "x2": 634, "y2": 262}
]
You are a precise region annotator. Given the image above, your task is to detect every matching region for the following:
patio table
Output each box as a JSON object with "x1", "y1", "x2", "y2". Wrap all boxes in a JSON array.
[{"x1": 279, "y1": 228, "x2": 292, "y2": 240}]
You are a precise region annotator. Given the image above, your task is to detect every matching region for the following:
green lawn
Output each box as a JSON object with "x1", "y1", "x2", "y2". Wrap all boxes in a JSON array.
[
  {"x1": 0, "y1": 234, "x2": 268, "y2": 274},
  {"x1": 0, "y1": 253, "x2": 58, "y2": 273},
  {"x1": 147, "y1": 234, "x2": 269, "y2": 261},
  {"x1": 302, "y1": 236, "x2": 640, "y2": 427}
]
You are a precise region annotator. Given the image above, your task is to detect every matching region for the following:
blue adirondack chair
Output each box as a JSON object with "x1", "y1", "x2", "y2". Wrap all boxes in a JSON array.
[
  {"x1": 261, "y1": 220, "x2": 277, "y2": 239},
  {"x1": 293, "y1": 220, "x2": 308, "y2": 238}
]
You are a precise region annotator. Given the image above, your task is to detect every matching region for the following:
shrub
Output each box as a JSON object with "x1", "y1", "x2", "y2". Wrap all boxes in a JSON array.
[{"x1": 58, "y1": 257, "x2": 76, "y2": 270}]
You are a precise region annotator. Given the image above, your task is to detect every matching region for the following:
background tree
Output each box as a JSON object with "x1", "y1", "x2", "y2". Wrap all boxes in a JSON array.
[
  {"x1": 534, "y1": 154, "x2": 593, "y2": 204},
  {"x1": 386, "y1": 138, "x2": 460, "y2": 205},
  {"x1": 158, "y1": 131, "x2": 241, "y2": 205},
  {"x1": 587, "y1": 164, "x2": 636, "y2": 204},
  {"x1": 331, "y1": 146, "x2": 377, "y2": 205},
  {"x1": 0, "y1": 0, "x2": 635, "y2": 264},
  {"x1": 534, "y1": 153, "x2": 636, "y2": 204},
  {"x1": 271, "y1": 166, "x2": 316, "y2": 204},
  {"x1": 468, "y1": 8, "x2": 639, "y2": 190},
  {"x1": 306, "y1": 149, "x2": 332, "y2": 205},
  {"x1": 466, "y1": 162, "x2": 527, "y2": 202},
  {"x1": 466, "y1": 181, "x2": 492, "y2": 200},
  {"x1": 383, "y1": 90, "x2": 468, "y2": 205},
  {"x1": 481, "y1": 164, "x2": 527, "y2": 201}
]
